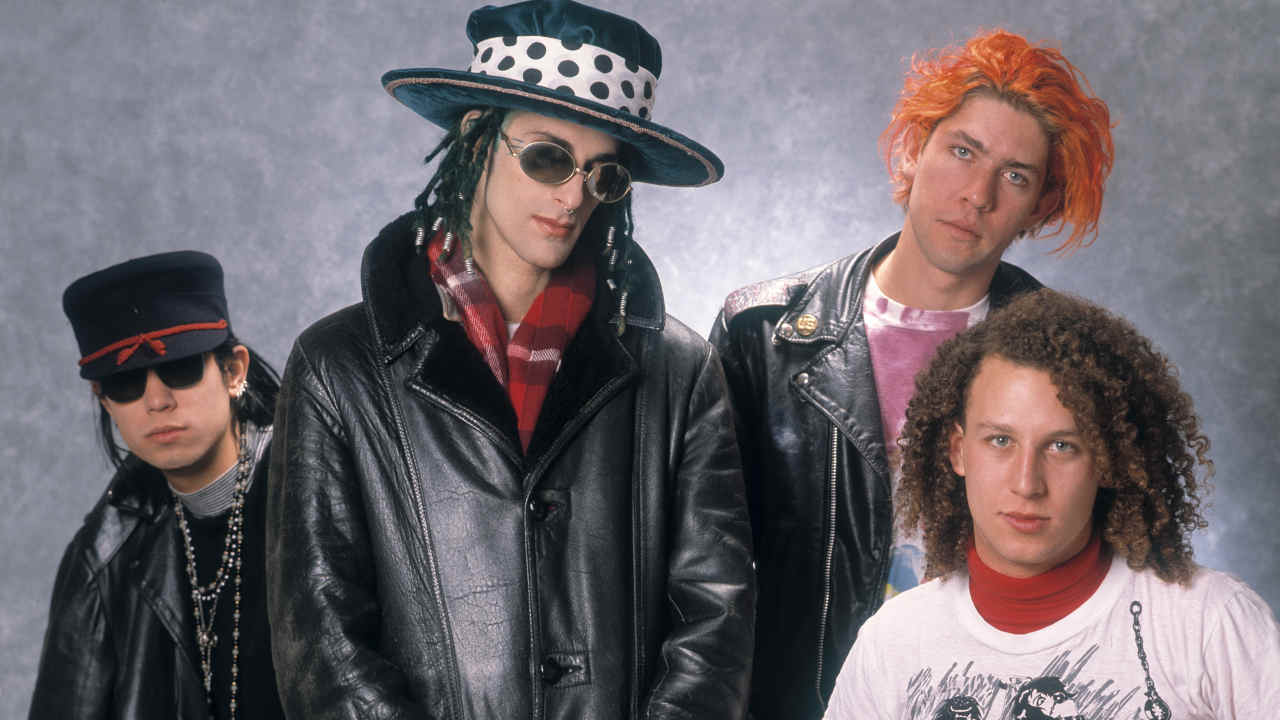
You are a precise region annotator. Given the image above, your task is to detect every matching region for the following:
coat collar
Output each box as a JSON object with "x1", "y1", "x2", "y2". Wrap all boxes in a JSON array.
[{"x1": 361, "y1": 212, "x2": 667, "y2": 364}]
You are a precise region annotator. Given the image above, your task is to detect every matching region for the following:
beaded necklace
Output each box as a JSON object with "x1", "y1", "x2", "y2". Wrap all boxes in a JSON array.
[{"x1": 173, "y1": 430, "x2": 249, "y2": 719}]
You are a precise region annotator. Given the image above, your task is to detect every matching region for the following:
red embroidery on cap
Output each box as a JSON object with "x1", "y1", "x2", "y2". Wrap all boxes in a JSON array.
[{"x1": 78, "y1": 319, "x2": 229, "y2": 367}]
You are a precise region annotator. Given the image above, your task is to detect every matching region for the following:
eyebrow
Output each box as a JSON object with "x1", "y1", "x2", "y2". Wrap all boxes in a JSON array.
[
  {"x1": 973, "y1": 421, "x2": 1082, "y2": 438},
  {"x1": 523, "y1": 130, "x2": 621, "y2": 165},
  {"x1": 949, "y1": 130, "x2": 1045, "y2": 177}
]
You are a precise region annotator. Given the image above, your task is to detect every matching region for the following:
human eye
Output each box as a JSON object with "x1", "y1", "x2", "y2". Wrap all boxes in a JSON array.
[
  {"x1": 1004, "y1": 169, "x2": 1029, "y2": 187},
  {"x1": 986, "y1": 434, "x2": 1011, "y2": 448},
  {"x1": 1048, "y1": 439, "x2": 1078, "y2": 454},
  {"x1": 950, "y1": 145, "x2": 972, "y2": 160}
]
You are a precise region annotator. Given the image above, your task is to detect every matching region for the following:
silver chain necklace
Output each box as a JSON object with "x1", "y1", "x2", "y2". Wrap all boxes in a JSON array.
[
  {"x1": 174, "y1": 431, "x2": 250, "y2": 720},
  {"x1": 1128, "y1": 600, "x2": 1171, "y2": 720}
]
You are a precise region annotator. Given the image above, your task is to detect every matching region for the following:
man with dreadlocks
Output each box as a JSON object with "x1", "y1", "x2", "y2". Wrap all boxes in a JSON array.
[
  {"x1": 266, "y1": 1, "x2": 754, "y2": 718},
  {"x1": 824, "y1": 290, "x2": 1280, "y2": 719},
  {"x1": 710, "y1": 29, "x2": 1114, "y2": 719}
]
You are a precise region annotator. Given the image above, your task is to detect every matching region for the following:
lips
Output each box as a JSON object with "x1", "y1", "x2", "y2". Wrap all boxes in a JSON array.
[
  {"x1": 1001, "y1": 512, "x2": 1048, "y2": 533},
  {"x1": 147, "y1": 425, "x2": 186, "y2": 442},
  {"x1": 532, "y1": 215, "x2": 574, "y2": 238},
  {"x1": 940, "y1": 219, "x2": 980, "y2": 238}
]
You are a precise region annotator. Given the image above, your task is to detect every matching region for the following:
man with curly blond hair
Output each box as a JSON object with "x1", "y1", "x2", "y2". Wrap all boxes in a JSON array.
[
  {"x1": 711, "y1": 29, "x2": 1113, "y2": 718},
  {"x1": 825, "y1": 289, "x2": 1280, "y2": 720}
]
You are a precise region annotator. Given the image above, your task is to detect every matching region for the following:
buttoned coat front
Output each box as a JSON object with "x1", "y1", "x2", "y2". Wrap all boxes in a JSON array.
[{"x1": 267, "y1": 213, "x2": 755, "y2": 720}]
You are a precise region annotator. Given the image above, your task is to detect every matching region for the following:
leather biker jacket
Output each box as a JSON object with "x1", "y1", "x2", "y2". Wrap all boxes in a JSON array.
[
  {"x1": 267, "y1": 212, "x2": 755, "y2": 719},
  {"x1": 710, "y1": 234, "x2": 1040, "y2": 719}
]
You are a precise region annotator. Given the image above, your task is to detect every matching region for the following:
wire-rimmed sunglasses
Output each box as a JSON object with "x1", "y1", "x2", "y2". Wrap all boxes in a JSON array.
[
  {"x1": 97, "y1": 353, "x2": 208, "y2": 403},
  {"x1": 500, "y1": 132, "x2": 632, "y2": 204}
]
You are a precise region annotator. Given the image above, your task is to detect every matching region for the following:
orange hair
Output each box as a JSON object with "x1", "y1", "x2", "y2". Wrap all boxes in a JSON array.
[{"x1": 881, "y1": 30, "x2": 1114, "y2": 253}]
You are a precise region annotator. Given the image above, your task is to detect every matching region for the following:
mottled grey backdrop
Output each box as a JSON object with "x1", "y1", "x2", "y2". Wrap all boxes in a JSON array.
[{"x1": 3, "y1": 0, "x2": 1277, "y2": 712}]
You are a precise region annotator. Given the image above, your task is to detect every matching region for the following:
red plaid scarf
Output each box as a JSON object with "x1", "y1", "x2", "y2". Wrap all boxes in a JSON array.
[{"x1": 428, "y1": 232, "x2": 596, "y2": 451}]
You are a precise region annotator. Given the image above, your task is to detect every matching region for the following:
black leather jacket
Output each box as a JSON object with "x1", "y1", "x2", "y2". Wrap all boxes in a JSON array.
[
  {"x1": 267, "y1": 213, "x2": 755, "y2": 720},
  {"x1": 709, "y1": 235, "x2": 1040, "y2": 719},
  {"x1": 29, "y1": 452, "x2": 281, "y2": 720}
]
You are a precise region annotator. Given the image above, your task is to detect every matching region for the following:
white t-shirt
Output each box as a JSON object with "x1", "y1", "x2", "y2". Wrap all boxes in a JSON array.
[{"x1": 825, "y1": 555, "x2": 1280, "y2": 719}]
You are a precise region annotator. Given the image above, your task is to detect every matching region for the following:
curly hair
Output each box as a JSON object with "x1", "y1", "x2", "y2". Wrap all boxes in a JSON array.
[
  {"x1": 897, "y1": 290, "x2": 1211, "y2": 584},
  {"x1": 880, "y1": 29, "x2": 1114, "y2": 253}
]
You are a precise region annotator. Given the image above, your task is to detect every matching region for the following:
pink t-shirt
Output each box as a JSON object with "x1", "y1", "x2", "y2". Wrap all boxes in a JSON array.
[{"x1": 863, "y1": 271, "x2": 988, "y2": 597}]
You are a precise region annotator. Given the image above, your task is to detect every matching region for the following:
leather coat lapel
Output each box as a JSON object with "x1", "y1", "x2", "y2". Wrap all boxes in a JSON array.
[
  {"x1": 785, "y1": 239, "x2": 897, "y2": 478},
  {"x1": 133, "y1": 509, "x2": 202, "y2": 679}
]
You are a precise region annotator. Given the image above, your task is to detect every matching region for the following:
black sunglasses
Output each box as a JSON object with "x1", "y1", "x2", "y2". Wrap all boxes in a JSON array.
[
  {"x1": 97, "y1": 354, "x2": 208, "y2": 403},
  {"x1": 500, "y1": 132, "x2": 632, "y2": 204}
]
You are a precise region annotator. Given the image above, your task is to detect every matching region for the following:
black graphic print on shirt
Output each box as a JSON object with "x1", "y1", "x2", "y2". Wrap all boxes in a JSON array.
[{"x1": 904, "y1": 647, "x2": 1144, "y2": 720}]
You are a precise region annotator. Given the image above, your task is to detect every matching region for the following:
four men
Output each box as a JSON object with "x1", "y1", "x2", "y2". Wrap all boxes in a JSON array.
[{"x1": 29, "y1": 1, "x2": 1280, "y2": 717}]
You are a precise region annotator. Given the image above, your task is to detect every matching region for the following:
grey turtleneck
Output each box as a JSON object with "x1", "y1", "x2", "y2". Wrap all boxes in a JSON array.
[{"x1": 169, "y1": 422, "x2": 272, "y2": 518}]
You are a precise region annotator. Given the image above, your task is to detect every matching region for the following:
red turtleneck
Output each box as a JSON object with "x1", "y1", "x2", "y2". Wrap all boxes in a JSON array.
[{"x1": 967, "y1": 534, "x2": 1111, "y2": 634}]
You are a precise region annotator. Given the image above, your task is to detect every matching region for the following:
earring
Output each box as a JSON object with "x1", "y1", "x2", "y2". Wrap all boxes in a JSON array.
[{"x1": 230, "y1": 379, "x2": 248, "y2": 399}]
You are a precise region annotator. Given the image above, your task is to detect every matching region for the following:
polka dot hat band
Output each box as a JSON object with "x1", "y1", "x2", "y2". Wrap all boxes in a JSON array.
[
  {"x1": 469, "y1": 35, "x2": 659, "y2": 120},
  {"x1": 382, "y1": 0, "x2": 724, "y2": 187}
]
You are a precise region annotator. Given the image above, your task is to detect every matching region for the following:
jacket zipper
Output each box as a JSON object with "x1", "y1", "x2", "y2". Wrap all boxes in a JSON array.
[{"x1": 814, "y1": 422, "x2": 839, "y2": 708}]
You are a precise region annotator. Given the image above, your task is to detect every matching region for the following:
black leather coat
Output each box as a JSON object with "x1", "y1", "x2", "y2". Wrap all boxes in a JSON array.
[
  {"x1": 29, "y1": 452, "x2": 281, "y2": 720},
  {"x1": 709, "y1": 235, "x2": 1040, "y2": 719},
  {"x1": 266, "y1": 213, "x2": 755, "y2": 720}
]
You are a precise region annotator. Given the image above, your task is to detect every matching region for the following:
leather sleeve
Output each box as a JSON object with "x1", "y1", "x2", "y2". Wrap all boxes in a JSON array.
[
  {"x1": 266, "y1": 340, "x2": 432, "y2": 720},
  {"x1": 28, "y1": 536, "x2": 113, "y2": 720},
  {"x1": 709, "y1": 309, "x2": 772, "y2": 552},
  {"x1": 643, "y1": 343, "x2": 756, "y2": 720}
]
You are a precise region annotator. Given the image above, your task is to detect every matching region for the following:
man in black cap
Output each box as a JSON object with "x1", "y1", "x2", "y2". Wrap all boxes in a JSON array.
[
  {"x1": 31, "y1": 251, "x2": 285, "y2": 720},
  {"x1": 266, "y1": 0, "x2": 754, "y2": 717}
]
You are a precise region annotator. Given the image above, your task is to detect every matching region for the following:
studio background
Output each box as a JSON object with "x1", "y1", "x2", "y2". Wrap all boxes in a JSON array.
[{"x1": 3, "y1": 0, "x2": 1276, "y2": 711}]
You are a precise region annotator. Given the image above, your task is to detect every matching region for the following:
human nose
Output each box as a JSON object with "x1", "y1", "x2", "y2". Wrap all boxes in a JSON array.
[
  {"x1": 142, "y1": 370, "x2": 176, "y2": 412},
  {"x1": 965, "y1": 170, "x2": 997, "y2": 212},
  {"x1": 551, "y1": 167, "x2": 588, "y2": 214},
  {"x1": 1011, "y1": 448, "x2": 1047, "y2": 498}
]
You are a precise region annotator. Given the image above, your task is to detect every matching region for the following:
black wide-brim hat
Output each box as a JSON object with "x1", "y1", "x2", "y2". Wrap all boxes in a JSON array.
[
  {"x1": 63, "y1": 251, "x2": 232, "y2": 380},
  {"x1": 382, "y1": 0, "x2": 723, "y2": 187}
]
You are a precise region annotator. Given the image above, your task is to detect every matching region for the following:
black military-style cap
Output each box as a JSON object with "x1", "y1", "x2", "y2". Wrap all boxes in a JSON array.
[{"x1": 63, "y1": 251, "x2": 232, "y2": 380}]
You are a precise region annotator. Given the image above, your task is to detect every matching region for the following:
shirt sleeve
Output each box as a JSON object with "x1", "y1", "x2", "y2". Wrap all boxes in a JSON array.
[{"x1": 1199, "y1": 580, "x2": 1280, "y2": 718}]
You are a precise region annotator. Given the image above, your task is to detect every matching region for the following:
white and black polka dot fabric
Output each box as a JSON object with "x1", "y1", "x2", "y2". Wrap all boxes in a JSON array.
[{"x1": 469, "y1": 35, "x2": 659, "y2": 119}]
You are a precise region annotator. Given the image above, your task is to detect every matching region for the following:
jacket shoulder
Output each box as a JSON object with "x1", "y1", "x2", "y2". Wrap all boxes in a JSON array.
[
  {"x1": 991, "y1": 260, "x2": 1043, "y2": 305},
  {"x1": 69, "y1": 471, "x2": 154, "y2": 577},
  {"x1": 719, "y1": 265, "x2": 826, "y2": 328}
]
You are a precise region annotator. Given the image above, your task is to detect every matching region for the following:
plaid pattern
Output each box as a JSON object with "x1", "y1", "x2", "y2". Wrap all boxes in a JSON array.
[{"x1": 429, "y1": 232, "x2": 595, "y2": 451}]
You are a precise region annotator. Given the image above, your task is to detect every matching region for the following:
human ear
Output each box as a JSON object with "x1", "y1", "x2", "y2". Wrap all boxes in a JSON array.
[
  {"x1": 1026, "y1": 186, "x2": 1062, "y2": 230},
  {"x1": 459, "y1": 109, "x2": 486, "y2": 136},
  {"x1": 222, "y1": 345, "x2": 250, "y2": 397},
  {"x1": 948, "y1": 422, "x2": 966, "y2": 477}
]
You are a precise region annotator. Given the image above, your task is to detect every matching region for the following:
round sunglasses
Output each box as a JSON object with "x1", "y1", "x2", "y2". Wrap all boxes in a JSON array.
[
  {"x1": 500, "y1": 132, "x2": 632, "y2": 204},
  {"x1": 97, "y1": 353, "x2": 208, "y2": 404}
]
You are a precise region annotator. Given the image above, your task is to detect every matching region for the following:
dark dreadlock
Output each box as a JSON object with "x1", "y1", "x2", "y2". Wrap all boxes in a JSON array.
[{"x1": 412, "y1": 108, "x2": 639, "y2": 332}]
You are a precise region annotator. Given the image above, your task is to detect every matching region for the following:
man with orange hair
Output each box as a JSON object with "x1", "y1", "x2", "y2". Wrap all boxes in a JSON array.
[{"x1": 710, "y1": 29, "x2": 1114, "y2": 719}]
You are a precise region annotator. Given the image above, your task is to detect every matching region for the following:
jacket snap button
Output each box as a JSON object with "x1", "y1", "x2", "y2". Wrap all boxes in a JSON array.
[
  {"x1": 540, "y1": 658, "x2": 564, "y2": 684},
  {"x1": 795, "y1": 372, "x2": 810, "y2": 386},
  {"x1": 778, "y1": 323, "x2": 795, "y2": 338}
]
